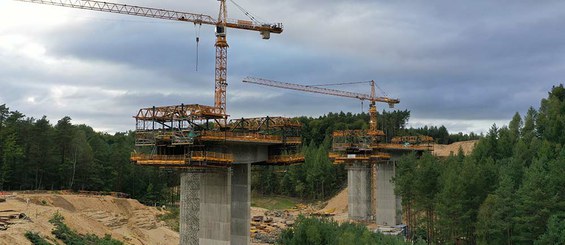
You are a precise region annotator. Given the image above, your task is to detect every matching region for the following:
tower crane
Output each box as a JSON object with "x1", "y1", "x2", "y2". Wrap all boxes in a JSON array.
[
  {"x1": 14, "y1": 0, "x2": 283, "y2": 118},
  {"x1": 242, "y1": 77, "x2": 400, "y2": 136}
]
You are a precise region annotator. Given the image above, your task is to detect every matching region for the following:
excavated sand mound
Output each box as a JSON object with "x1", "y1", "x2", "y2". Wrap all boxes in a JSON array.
[
  {"x1": 0, "y1": 193, "x2": 179, "y2": 245},
  {"x1": 432, "y1": 140, "x2": 478, "y2": 157},
  {"x1": 321, "y1": 188, "x2": 348, "y2": 222}
]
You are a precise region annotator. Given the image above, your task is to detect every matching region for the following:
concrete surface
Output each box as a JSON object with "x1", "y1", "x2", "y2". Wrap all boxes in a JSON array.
[
  {"x1": 231, "y1": 164, "x2": 251, "y2": 245},
  {"x1": 376, "y1": 161, "x2": 401, "y2": 225},
  {"x1": 347, "y1": 163, "x2": 371, "y2": 221}
]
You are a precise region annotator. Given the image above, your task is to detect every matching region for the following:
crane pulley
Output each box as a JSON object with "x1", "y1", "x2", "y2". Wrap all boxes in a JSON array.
[
  {"x1": 242, "y1": 77, "x2": 400, "y2": 135},
  {"x1": 15, "y1": 0, "x2": 284, "y2": 119}
]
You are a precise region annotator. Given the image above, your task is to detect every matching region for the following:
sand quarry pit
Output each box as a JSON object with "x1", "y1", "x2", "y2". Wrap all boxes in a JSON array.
[{"x1": 0, "y1": 193, "x2": 178, "y2": 245}]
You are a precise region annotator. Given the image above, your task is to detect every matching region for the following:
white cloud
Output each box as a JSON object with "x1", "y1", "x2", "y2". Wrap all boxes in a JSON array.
[{"x1": 408, "y1": 118, "x2": 510, "y2": 135}]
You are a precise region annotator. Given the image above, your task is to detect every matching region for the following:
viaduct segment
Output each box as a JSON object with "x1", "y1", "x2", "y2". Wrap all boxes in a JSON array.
[
  {"x1": 130, "y1": 104, "x2": 303, "y2": 245},
  {"x1": 243, "y1": 77, "x2": 434, "y2": 226},
  {"x1": 331, "y1": 132, "x2": 433, "y2": 225}
]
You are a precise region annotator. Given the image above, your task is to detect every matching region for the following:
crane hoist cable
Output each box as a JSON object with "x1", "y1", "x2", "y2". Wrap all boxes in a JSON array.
[{"x1": 194, "y1": 23, "x2": 202, "y2": 71}]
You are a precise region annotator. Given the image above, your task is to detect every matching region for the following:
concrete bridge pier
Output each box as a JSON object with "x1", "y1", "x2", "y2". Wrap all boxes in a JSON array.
[
  {"x1": 180, "y1": 172, "x2": 201, "y2": 245},
  {"x1": 179, "y1": 144, "x2": 266, "y2": 245},
  {"x1": 347, "y1": 163, "x2": 372, "y2": 221},
  {"x1": 231, "y1": 164, "x2": 251, "y2": 245},
  {"x1": 375, "y1": 161, "x2": 402, "y2": 226},
  {"x1": 199, "y1": 170, "x2": 232, "y2": 245},
  {"x1": 179, "y1": 170, "x2": 232, "y2": 245}
]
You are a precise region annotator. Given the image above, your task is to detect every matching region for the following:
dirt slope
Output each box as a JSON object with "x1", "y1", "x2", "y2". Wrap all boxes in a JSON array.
[
  {"x1": 321, "y1": 188, "x2": 348, "y2": 222},
  {"x1": 432, "y1": 140, "x2": 478, "y2": 157},
  {"x1": 0, "y1": 193, "x2": 179, "y2": 245}
]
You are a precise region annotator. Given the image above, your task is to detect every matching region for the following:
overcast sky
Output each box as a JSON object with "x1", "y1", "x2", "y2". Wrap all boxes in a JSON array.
[{"x1": 0, "y1": 0, "x2": 562, "y2": 134}]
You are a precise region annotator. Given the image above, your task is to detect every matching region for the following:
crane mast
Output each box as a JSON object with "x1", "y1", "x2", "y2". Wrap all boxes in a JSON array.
[
  {"x1": 242, "y1": 77, "x2": 400, "y2": 135},
  {"x1": 215, "y1": 0, "x2": 228, "y2": 117},
  {"x1": 15, "y1": 0, "x2": 283, "y2": 119}
]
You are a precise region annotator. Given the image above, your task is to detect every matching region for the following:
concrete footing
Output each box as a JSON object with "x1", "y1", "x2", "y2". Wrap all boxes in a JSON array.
[
  {"x1": 347, "y1": 163, "x2": 371, "y2": 221},
  {"x1": 375, "y1": 161, "x2": 401, "y2": 225}
]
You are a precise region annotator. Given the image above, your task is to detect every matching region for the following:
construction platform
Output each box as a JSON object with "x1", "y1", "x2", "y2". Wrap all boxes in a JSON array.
[
  {"x1": 129, "y1": 103, "x2": 305, "y2": 245},
  {"x1": 330, "y1": 130, "x2": 433, "y2": 165},
  {"x1": 130, "y1": 104, "x2": 304, "y2": 168}
]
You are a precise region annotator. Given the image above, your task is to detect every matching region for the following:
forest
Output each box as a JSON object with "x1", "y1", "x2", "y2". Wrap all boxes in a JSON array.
[
  {"x1": 252, "y1": 110, "x2": 478, "y2": 201},
  {"x1": 393, "y1": 85, "x2": 565, "y2": 244},
  {"x1": 0, "y1": 102, "x2": 471, "y2": 203},
  {"x1": 0, "y1": 105, "x2": 171, "y2": 202},
  {"x1": 2, "y1": 85, "x2": 563, "y2": 244}
]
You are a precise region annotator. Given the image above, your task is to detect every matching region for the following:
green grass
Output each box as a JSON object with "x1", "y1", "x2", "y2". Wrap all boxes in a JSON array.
[
  {"x1": 251, "y1": 193, "x2": 301, "y2": 210},
  {"x1": 157, "y1": 207, "x2": 180, "y2": 232}
]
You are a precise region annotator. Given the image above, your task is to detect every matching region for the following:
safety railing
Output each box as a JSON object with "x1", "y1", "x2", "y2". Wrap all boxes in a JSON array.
[
  {"x1": 199, "y1": 131, "x2": 301, "y2": 144},
  {"x1": 267, "y1": 154, "x2": 304, "y2": 164},
  {"x1": 329, "y1": 152, "x2": 392, "y2": 164},
  {"x1": 131, "y1": 151, "x2": 234, "y2": 165},
  {"x1": 190, "y1": 151, "x2": 233, "y2": 163}
]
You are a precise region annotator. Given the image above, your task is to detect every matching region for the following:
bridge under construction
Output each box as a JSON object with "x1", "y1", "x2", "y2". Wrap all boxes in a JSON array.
[
  {"x1": 130, "y1": 104, "x2": 302, "y2": 245},
  {"x1": 244, "y1": 77, "x2": 434, "y2": 226},
  {"x1": 16, "y1": 0, "x2": 433, "y2": 244}
]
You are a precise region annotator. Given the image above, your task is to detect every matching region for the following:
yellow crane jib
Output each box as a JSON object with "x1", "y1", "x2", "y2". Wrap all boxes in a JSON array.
[
  {"x1": 15, "y1": 0, "x2": 284, "y2": 118},
  {"x1": 242, "y1": 76, "x2": 399, "y2": 134}
]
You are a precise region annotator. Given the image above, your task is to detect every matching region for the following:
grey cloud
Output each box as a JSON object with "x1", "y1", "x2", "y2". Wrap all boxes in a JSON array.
[{"x1": 3, "y1": 0, "x2": 565, "y2": 134}]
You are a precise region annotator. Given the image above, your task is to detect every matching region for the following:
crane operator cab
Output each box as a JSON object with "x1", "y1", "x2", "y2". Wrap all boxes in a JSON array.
[{"x1": 216, "y1": 25, "x2": 226, "y2": 37}]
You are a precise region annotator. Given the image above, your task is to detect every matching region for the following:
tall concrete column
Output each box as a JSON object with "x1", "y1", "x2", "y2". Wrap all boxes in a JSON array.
[
  {"x1": 376, "y1": 161, "x2": 401, "y2": 225},
  {"x1": 199, "y1": 169, "x2": 232, "y2": 245},
  {"x1": 180, "y1": 172, "x2": 201, "y2": 245},
  {"x1": 347, "y1": 163, "x2": 371, "y2": 221},
  {"x1": 231, "y1": 163, "x2": 251, "y2": 245}
]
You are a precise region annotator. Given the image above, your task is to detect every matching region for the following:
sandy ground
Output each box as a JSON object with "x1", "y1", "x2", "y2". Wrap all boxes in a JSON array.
[
  {"x1": 432, "y1": 140, "x2": 478, "y2": 157},
  {"x1": 0, "y1": 193, "x2": 178, "y2": 245},
  {"x1": 321, "y1": 188, "x2": 348, "y2": 223}
]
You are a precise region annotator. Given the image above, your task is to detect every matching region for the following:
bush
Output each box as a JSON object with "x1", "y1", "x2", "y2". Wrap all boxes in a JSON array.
[
  {"x1": 277, "y1": 216, "x2": 409, "y2": 245},
  {"x1": 24, "y1": 231, "x2": 52, "y2": 245},
  {"x1": 49, "y1": 212, "x2": 123, "y2": 245}
]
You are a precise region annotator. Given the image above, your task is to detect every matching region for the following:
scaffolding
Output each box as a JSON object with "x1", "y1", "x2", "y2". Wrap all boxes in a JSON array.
[
  {"x1": 330, "y1": 130, "x2": 433, "y2": 165},
  {"x1": 131, "y1": 103, "x2": 303, "y2": 168}
]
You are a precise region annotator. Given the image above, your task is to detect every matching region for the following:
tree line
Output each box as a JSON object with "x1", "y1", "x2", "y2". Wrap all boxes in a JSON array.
[
  {"x1": 393, "y1": 85, "x2": 565, "y2": 244},
  {"x1": 0, "y1": 104, "x2": 469, "y2": 205},
  {"x1": 253, "y1": 110, "x2": 471, "y2": 200},
  {"x1": 0, "y1": 106, "x2": 174, "y2": 204}
]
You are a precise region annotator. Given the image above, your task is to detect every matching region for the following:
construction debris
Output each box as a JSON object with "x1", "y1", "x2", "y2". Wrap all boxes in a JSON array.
[
  {"x1": 0, "y1": 212, "x2": 32, "y2": 231},
  {"x1": 251, "y1": 208, "x2": 296, "y2": 244}
]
